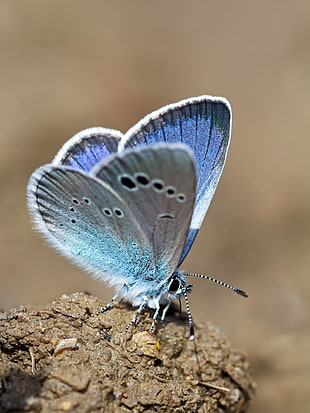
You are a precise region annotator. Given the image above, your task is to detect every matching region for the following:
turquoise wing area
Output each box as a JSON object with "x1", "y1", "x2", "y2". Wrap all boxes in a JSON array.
[{"x1": 27, "y1": 165, "x2": 154, "y2": 288}]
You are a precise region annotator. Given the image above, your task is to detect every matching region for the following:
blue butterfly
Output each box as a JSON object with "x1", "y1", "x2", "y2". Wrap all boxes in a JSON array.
[{"x1": 27, "y1": 95, "x2": 247, "y2": 339}]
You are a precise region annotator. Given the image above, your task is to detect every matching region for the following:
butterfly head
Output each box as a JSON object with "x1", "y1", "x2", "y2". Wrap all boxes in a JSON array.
[{"x1": 166, "y1": 272, "x2": 191, "y2": 300}]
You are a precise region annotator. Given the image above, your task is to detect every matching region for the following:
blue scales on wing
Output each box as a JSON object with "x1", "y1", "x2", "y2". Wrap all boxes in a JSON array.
[
  {"x1": 53, "y1": 127, "x2": 122, "y2": 172},
  {"x1": 120, "y1": 96, "x2": 231, "y2": 263}
]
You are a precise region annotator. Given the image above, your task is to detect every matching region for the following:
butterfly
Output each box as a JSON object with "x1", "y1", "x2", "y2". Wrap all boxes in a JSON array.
[{"x1": 27, "y1": 95, "x2": 247, "y2": 339}]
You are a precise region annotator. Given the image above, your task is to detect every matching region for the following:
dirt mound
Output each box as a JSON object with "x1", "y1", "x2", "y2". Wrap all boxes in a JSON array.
[{"x1": 0, "y1": 292, "x2": 255, "y2": 412}]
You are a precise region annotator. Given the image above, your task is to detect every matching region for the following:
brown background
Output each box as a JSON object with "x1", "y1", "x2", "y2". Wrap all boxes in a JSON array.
[{"x1": 1, "y1": 1, "x2": 309, "y2": 412}]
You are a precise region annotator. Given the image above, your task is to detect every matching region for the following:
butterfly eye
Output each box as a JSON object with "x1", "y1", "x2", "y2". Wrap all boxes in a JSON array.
[
  {"x1": 119, "y1": 175, "x2": 137, "y2": 190},
  {"x1": 168, "y1": 277, "x2": 180, "y2": 293}
]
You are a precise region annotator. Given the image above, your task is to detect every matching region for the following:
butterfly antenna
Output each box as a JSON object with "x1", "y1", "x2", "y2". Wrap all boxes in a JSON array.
[
  {"x1": 182, "y1": 286, "x2": 195, "y2": 340},
  {"x1": 186, "y1": 273, "x2": 248, "y2": 297}
]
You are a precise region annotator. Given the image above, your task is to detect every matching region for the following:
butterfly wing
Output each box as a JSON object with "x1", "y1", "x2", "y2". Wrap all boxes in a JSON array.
[
  {"x1": 92, "y1": 143, "x2": 196, "y2": 276},
  {"x1": 120, "y1": 95, "x2": 231, "y2": 263},
  {"x1": 27, "y1": 165, "x2": 152, "y2": 290},
  {"x1": 27, "y1": 144, "x2": 195, "y2": 293},
  {"x1": 53, "y1": 127, "x2": 122, "y2": 171}
]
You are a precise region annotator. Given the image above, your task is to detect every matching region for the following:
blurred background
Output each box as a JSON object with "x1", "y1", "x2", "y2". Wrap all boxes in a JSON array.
[{"x1": 1, "y1": 1, "x2": 309, "y2": 412}]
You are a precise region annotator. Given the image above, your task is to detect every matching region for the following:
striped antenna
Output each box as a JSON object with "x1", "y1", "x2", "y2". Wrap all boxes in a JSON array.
[{"x1": 186, "y1": 273, "x2": 248, "y2": 297}]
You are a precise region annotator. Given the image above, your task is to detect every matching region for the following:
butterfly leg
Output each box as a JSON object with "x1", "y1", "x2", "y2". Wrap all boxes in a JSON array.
[
  {"x1": 126, "y1": 296, "x2": 148, "y2": 332},
  {"x1": 182, "y1": 287, "x2": 195, "y2": 340},
  {"x1": 96, "y1": 284, "x2": 128, "y2": 315},
  {"x1": 150, "y1": 300, "x2": 161, "y2": 332},
  {"x1": 160, "y1": 301, "x2": 171, "y2": 321}
]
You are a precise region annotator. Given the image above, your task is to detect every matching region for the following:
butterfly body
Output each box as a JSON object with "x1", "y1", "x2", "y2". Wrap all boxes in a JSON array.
[{"x1": 28, "y1": 95, "x2": 245, "y2": 337}]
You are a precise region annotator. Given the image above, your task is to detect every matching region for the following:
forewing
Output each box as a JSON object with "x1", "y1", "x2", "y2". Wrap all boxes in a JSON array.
[
  {"x1": 27, "y1": 165, "x2": 154, "y2": 289},
  {"x1": 53, "y1": 127, "x2": 122, "y2": 171},
  {"x1": 92, "y1": 144, "x2": 196, "y2": 274},
  {"x1": 120, "y1": 96, "x2": 231, "y2": 262}
]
